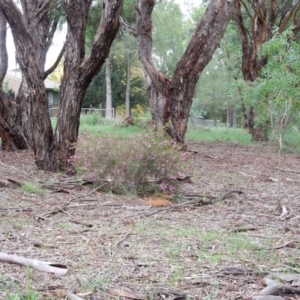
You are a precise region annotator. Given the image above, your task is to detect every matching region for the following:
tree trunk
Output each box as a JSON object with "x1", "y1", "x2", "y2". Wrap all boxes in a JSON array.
[
  {"x1": 125, "y1": 54, "x2": 131, "y2": 118},
  {"x1": 48, "y1": 0, "x2": 123, "y2": 172},
  {"x1": 135, "y1": 0, "x2": 170, "y2": 128},
  {"x1": 169, "y1": 0, "x2": 237, "y2": 143},
  {"x1": 0, "y1": 7, "x2": 26, "y2": 151},
  {"x1": 14, "y1": 0, "x2": 62, "y2": 148},
  {"x1": 122, "y1": 0, "x2": 236, "y2": 140},
  {"x1": 0, "y1": 0, "x2": 54, "y2": 167},
  {"x1": 105, "y1": 57, "x2": 113, "y2": 120},
  {"x1": 232, "y1": 108, "x2": 237, "y2": 128}
]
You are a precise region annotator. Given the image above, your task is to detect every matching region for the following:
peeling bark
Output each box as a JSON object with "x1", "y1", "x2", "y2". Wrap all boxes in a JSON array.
[
  {"x1": 0, "y1": 0, "x2": 53, "y2": 167},
  {"x1": 123, "y1": 0, "x2": 237, "y2": 143},
  {"x1": 0, "y1": 8, "x2": 25, "y2": 151},
  {"x1": 47, "y1": 0, "x2": 123, "y2": 171}
]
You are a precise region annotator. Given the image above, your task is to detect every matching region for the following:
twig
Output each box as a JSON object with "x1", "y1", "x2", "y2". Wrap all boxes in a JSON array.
[
  {"x1": 273, "y1": 240, "x2": 299, "y2": 249},
  {"x1": 229, "y1": 227, "x2": 258, "y2": 233},
  {"x1": 114, "y1": 232, "x2": 133, "y2": 247},
  {"x1": 279, "y1": 205, "x2": 288, "y2": 220},
  {"x1": 275, "y1": 167, "x2": 300, "y2": 174}
]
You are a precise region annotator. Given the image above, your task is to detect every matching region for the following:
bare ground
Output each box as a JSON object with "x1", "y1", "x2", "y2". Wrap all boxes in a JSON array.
[{"x1": 1, "y1": 141, "x2": 300, "y2": 300}]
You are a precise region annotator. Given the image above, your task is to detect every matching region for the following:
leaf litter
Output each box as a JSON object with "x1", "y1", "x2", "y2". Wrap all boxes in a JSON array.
[{"x1": 1, "y1": 141, "x2": 300, "y2": 299}]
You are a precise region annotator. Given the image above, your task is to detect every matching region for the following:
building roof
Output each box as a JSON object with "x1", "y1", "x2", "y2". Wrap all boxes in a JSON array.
[{"x1": 4, "y1": 70, "x2": 60, "y2": 94}]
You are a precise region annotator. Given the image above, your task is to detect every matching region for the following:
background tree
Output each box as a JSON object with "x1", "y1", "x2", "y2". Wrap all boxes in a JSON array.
[
  {"x1": 192, "y1": 57, "x2": 229, "y2": 126},
  {"x1": 234, "y1": 0, "x2": 300, "y2": 139},
  {"x1": 152, "y1": 0, "x2": 187, "y2": 78},
  {"x1": 241, "y1": 29, "x2": 300, "y2": 205},
  {"x1": 84, "y1": 0, "x2": 146, "y2": 117},
  {"x1": 83, "y1": 51, "x2": 147, "y2": 114}
]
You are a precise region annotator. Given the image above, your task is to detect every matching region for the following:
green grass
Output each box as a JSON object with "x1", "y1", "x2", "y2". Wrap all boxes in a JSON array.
[
  {"x1": 52, "y1": 114, "x2": 143, "y2": 138},
  {"x1": 52, "y1": 114, "x2": 300, "y2": 151},
  {"x1": 281, "y1": 127, "x2": 300, "y2": 153},
  {"x1": 20, "y1": 182, "x2": 44, "y2": 195},
  {"x1": 186, "y1": 126, "x2": 254, "y2": 145}
]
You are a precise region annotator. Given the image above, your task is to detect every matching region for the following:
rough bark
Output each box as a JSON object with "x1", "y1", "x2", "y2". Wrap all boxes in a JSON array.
[
  {"x1": 123, "y1": 0, "x2": 237, "y2": 142},
  {"x1": 0, "y1": 0, "x2": 53, "y2": 167},
  {"x1": 135, "y1": 0, "x2": 170, "y2": 128},
  {"x1": 169, "y1": 0, "x2": 237, "y2": 143},
  {"x1": 48, "y1": 0, "x2": 123, "y2": 171},
  {"x1": 0, "y1": 8, "x2": 26, "y2": 151},
  {"x1": 15, "y1": 0, "x2": 62, "y2": 148}
]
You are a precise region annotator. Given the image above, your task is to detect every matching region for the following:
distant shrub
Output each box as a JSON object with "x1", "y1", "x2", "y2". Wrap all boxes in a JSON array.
[{"x1": 70, "y1": 131, "x2": 189, "y2": 195}]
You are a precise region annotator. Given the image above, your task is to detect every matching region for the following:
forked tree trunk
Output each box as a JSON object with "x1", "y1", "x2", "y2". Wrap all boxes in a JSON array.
[
  {"x1": 47, "y1": 0, "x2": 123, "y2": 171},
  {"x1": 123, "y1": 0, "x2": 237, "y2": 142}
]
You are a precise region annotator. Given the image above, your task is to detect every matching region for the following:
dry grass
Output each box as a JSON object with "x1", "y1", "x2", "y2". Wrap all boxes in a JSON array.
[{"x1": 1, "y1": 141, "x2": 300, "y2": 299}]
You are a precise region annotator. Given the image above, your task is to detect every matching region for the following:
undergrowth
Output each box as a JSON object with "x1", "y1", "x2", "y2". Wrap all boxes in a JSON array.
[{"x1": 71, "y1": 130, "x2": 189, "y2": 195}]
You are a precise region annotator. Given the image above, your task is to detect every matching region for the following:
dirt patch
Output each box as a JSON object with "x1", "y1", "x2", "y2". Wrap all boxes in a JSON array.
[{"x1": 1, "y1": 142, "x2": 300, "y2": 299}]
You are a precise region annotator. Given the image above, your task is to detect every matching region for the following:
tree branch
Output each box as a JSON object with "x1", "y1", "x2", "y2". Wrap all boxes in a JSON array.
[
  {"x1": 80, "y1": 0, "x2": 123, "y2": 84},
  {"x1": 119, "y1": 16, "x2": 137, "y2": 37},
  {"x1": 33, "y1": 0, "x2": 53, "y2": 23},
  {"x1": 43, "y1": 42, "x2": 65, "y2": 79}
]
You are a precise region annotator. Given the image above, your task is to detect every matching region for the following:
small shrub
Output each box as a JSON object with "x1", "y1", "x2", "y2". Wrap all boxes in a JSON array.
[{"x1": 71, "y1": 130, "x2": 189, "y2": 195}]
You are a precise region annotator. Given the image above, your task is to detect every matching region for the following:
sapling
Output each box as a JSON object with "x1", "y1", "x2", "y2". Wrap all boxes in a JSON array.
[{"x1": 241, "y1": 29, "x2": 300, "y2": 210}]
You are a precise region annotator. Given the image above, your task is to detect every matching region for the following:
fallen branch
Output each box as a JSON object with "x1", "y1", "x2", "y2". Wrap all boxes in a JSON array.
[
  {"x1": 229, "y1": 227, "x2": 258, "y2": 233},
  {"x1": 218, "y1": 267, "x2": 270, "y2": 277},
  {"x1": 114, "y1": 232, "x2": 133, "y2": 247},
  {"x1": 275, "y1": 167, "x2": 300, "y2": 174},
  {"x1": 67, "y1": 292, "x2": 84, "y2": 300},
  {"x1": 0, "y1": 252, "x2": 67, "y2": 276}
]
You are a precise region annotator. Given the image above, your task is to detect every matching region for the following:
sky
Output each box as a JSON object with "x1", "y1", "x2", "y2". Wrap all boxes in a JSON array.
[
  {"x1": 6, "y1": 0, "x2": 199, "y2": 70},
  {"x1": 7, "y1": 27, "x2": 66, "y2": 70}
]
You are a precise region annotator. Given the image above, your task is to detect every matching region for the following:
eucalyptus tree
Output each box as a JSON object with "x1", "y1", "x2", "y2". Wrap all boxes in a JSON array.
[
  {"x1": 122, "y1": 0, "x2": 238, "y2": 143},
  {"x1": 1, "y1": 0, "x2": 123, "y2": 171},
  {"x1": 0, "y1": 8, "x2": 14, "y2": 151},
  {"x1": 234, "y1": 0, "x2": 300, "y2": 139},
  {"x1": 0, "y1": 0, "x2": 65, "y2": 164},
  {"x1": 46, "y1": 0, "x2": 123, "y2": 171}
]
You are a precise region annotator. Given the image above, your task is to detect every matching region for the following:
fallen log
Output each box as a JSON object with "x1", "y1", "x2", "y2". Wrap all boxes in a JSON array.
[{"x1": 0, "y1": 252, "x2": 68, "y2": 276}]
